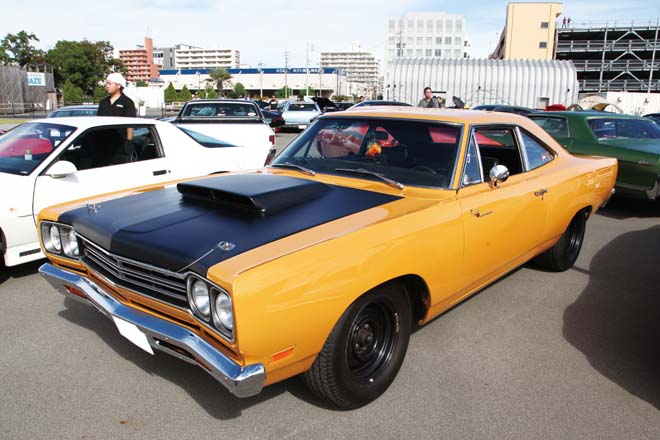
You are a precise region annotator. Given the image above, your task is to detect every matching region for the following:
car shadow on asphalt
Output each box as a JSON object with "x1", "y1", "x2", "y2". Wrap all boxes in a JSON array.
[
  {"x1": 597, "y1": 196, "x2": 660, "y2": 220},
  {"x1": 563, "y1": 224, "x2": 660, "y2": 410},
  {"x1": 0, "y1": 260, "x2": 43, "y2": 285},
  {"x1": 57, "y1": 297, "x2": 327, "y2": 417}
]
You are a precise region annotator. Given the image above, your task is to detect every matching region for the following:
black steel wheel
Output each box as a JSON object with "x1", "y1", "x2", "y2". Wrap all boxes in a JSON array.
[
  {"x1": 534, "y1": 210, "x2": 587, "y2": 272},
  {"x1": 303, "y1": 283, "x2": 412, "y2": 409}
]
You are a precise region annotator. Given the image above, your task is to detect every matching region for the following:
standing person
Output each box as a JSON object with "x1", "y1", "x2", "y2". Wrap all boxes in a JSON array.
[
  {"x1": 567, "y1": 17, "x2": 572, "y2": 27},
  {"x1": 562, "y1": 17, "x2": 567, "y2": 27},
  {"x1": 97, "y1": 72, "x2": 136, "y2": 117},
  {"x1": 418, "y1": 87, "x2": 440, "y2": 108},
  {"x1": 269, "y1": 96, "x2": 278, "y2": 110},
  {"x1": 358, "y1": 95, "x2": 365, "y2": 103}
]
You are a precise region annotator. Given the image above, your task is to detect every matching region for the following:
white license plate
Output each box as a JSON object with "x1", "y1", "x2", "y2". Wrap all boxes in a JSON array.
[
  {"x1": 298, "y1": 124, "x2": 308, "y2": 129},
  {"x1": 112, "y1": 316, "x2": 154, "y2": 355}
]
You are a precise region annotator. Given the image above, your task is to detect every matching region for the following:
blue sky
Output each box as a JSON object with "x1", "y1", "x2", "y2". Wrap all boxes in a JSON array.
[{"x1": 4, "y1": 0, "x2": 660, "y2": 68}]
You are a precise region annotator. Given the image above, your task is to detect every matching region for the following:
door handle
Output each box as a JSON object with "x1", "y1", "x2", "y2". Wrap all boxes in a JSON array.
[
  {"x1": 153, "y1": 169, "x2": 167, "y2": 176},
  {"x1": 470, "y1": 208, "x2": 493, "y2": 218},
  {"x1": 534, "y1": 188, "x2": 548, "y2": 200}
]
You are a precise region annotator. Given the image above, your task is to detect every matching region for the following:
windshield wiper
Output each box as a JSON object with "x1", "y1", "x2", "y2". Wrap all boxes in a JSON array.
[
  {"x1": 270, "y1": 162, "x2": 316, "y2": 176},
  {"x1": 334, "y1": 168, "x2": 404, "y2": 190}
]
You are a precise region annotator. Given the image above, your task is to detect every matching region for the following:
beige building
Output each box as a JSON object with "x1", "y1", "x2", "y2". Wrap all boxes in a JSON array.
[{"x1": 492, "y1": 2, "x2": 563, "y2": 60}]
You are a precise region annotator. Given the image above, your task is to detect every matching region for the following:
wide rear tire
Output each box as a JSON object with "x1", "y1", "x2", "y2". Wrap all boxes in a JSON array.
[
  {"x1": 534, "y1": 210, "x2": 587, "y2": 272},
  {"x1": 303, "y1": 283, "x2": 412, "y2": 410}
]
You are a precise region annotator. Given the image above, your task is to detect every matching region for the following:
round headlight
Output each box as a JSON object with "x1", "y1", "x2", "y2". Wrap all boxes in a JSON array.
[
  {"x1": 49, "y1": 225, "x2": 62, "y2": 252},
  {"x1": 190, "y1": 280, "x2": 210, "y2": 318},
  {"x1": 213, "y1": 291, "x2": 233, "y2": 331},
  {"x1": 62, "y1": 228, "x2": 79, "y2": 258}
]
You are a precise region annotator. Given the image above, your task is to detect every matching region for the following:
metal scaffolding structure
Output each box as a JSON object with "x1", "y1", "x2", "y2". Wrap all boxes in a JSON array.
[{"x1": 556, "y1": 20, "x2": 660, "y2": 93}]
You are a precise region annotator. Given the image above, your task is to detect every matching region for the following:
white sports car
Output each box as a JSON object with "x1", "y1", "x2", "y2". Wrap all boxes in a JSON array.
[{"x1": 0, "y1": 116, "x2": 275, "y2": 267}]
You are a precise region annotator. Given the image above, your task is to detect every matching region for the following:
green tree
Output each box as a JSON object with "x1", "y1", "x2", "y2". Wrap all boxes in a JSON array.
[
  {"x1": 45, "y1": 40, "x2": 124, "y2": 96},
  {"x1": 62, "y1": 79, "x2": 83, "y2": 104},
  {"x1": 274, "y1": 86, "x2": 293, "y2": 99},
  {"x1": 178, "y1": 85, "x2": 192, "y2": 101},
  {"x1": 93, "y1": 85, "x2": 106, "y2": 102},
  {"x1": 0, "y1": 31, "x2": 44, "y2": 67},
  {"x1": 208, "y1": 67, "x2": 232, "y2": 96},
  {"x1": 136, "y1": 80, "x2": 148, "y2": 87},
  {"x1": 164, "y1": 82, "x2": 177, "y2": 102},
  {"x1": 228, "y1": 82, "x2": 246, "y2": 98}
]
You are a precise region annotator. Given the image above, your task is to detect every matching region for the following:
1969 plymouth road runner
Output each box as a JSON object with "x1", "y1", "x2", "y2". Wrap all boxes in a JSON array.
[{"x1": 38, "y1": 108, "x2": 617, "y2": 409}]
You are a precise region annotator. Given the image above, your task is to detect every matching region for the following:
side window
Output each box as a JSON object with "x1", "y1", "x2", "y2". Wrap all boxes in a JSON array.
[
  {"x1": 520, "y1": 130, "x2": 553, "y2": 171},
  {"x1": 62, "y1": 125, "x2": 160, "y2": 171},
  {"x1": 461, "y1": 134, "x2": 482, "y2": 186},
  {"x1": 531, "y1": 116, "x2": 569, "y2": 138},
  {"x1": 473, "y1": 127, "x2": 524, "y2": 177}
]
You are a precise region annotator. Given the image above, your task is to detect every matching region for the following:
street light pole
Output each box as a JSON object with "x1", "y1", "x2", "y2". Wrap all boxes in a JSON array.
[{"x1": 258, "y1": 62, "x2": 263, "y2": 99}]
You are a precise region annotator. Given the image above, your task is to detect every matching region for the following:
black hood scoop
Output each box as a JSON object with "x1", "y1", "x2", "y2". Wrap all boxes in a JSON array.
[{"x1": 177, "y1": 174, "x2": 329, "y2": 214}]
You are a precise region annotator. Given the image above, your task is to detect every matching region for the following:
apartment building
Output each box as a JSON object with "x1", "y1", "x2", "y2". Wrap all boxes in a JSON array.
[
  {"x1": 492, "y1": 2, "x2": 564, "y2": 60},
  {"x1": 321, "y1": 43, "x2": 380, "y2": 97},
  {"x1": 119, "y1": 37, "x2": 160, "y2": 82},
  {"x1": 174, "y1": 45, "x2": 240, "y2": 70}
]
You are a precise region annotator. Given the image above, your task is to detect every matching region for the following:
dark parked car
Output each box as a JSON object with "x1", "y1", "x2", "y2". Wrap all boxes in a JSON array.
[
  {"x1": 261, "y1": 108, "x2": 284, "y2": 130},
  {"x1": 311, "y1": 97, "x2": 339, "y2": 113},
  {"x1": 472, "y1": 105, "x2": 539, "y2": 116},
  {"x1": 644, "y1": 113, "x2": 660, "y2": 124},
  {"x1": 47, "y1": 105, "x2": 99, "y2": 118},
  {"x1": 348, "y1": 100, "x2": 413, "y2": 109},
  {"x1": 334, "y1": 102, "x2": 356, "y2": 110}
]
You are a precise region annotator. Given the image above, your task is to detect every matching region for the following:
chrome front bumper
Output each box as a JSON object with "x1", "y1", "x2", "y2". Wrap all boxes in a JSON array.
[{"x1": 39, "y1": 263, "x2": 265, "y2": 398}]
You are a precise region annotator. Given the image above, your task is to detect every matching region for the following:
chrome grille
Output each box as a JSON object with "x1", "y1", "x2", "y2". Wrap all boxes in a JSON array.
[{"x1": 80, "y1": 237, "x2": 189, "y2": 309}]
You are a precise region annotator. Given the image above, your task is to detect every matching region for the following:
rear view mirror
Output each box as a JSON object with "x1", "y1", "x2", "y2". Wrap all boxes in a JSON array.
[{"x1": 46, "y1": 160, "x2": 77, "y2": 178}]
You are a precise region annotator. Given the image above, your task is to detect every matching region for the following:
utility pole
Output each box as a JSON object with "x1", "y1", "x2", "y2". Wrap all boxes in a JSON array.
[
  {"x1": 284, "y1": 49, "x2": 289, "y2": 99},
  {"x1": 306, "y1": 42, "x2": 310, "y2": 96}
]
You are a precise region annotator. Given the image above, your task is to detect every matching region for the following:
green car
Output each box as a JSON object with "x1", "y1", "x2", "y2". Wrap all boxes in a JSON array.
[{"x1": 529, "y1": 111, "x2": 660, "y2": 200}]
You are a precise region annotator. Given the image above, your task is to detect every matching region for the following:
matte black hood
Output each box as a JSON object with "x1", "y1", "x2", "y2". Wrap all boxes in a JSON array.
[{"x1": 59, "y1": 173, "x2": 401, "y2": 274}]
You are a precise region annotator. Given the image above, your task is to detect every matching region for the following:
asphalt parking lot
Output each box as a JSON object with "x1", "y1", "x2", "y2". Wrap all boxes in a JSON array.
[{"x1": 1, "y1": 131, "x2": 659, "y2": 439}]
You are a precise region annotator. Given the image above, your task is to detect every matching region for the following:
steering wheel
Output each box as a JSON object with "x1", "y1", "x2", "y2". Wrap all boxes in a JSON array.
[{"x1": 412, "y1": 165, "x2": 437, "y2": 175}]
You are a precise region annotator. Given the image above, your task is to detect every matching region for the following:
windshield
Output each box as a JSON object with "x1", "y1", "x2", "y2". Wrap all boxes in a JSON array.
[
  {"x1": 287, "y1": 103, "x2": 318, "y2": 112},
  {"x1": 0, "y1": 122, "x2": 75, "y2": 175},
  {"x1": 588, "y1": 118, "x2": 660, "y2": 140},
  {"x1": 272, "y1": 118, "x2": 462, "y2": 188},
  {"x1": 180, "y1": 102, "x2": 261, "y2": 118},
  {"x1": 177, "y1": 126, "x2": 239, "y2": 148}
]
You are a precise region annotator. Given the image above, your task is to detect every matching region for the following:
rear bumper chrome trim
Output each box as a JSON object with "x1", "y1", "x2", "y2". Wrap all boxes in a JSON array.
[{"x1": 39, "y1": 263, "x2": 265, "y2": 398}]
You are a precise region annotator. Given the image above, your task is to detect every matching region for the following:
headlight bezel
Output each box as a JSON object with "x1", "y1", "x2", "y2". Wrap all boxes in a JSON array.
[
  {"x1": 40, "y1": 221, "x2": 81, "y2": 261},
  {"x1": 186, "y1": 274, "x2": 234, "y2": 342}
]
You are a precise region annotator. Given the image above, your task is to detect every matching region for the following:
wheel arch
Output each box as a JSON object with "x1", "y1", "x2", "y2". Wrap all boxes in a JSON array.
[{"x1": 369, "y1": 274, "x2": 430, "y2": 327}]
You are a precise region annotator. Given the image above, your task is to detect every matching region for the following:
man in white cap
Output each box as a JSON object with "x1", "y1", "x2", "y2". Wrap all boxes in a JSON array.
[{"x1": 97, "y1": 72, "x2": 136, "y2": 117}]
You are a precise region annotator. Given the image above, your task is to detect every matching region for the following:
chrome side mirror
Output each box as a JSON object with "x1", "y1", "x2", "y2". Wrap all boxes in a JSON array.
[{"x1": 489, "y1": 164, "x2": 510, "y2": 188}]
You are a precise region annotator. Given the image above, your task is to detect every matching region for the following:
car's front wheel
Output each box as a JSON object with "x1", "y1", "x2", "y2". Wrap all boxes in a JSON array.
[
  {"x1": 534, "y1": 210, "x2": 587, "y2": 272},
  {"x1": 303, "y1": 283, "x2": 412, "y2": 409}
]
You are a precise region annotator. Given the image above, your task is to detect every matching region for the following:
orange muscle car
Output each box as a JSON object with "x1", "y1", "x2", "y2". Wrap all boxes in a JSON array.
[{"x1": 38, "y1": 108, "x2": 617, "y2": 409}]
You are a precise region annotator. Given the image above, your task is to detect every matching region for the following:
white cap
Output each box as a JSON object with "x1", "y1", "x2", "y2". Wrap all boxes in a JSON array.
[{"x1": 106, "y1": 72, "x2": 127, "y2": 88}]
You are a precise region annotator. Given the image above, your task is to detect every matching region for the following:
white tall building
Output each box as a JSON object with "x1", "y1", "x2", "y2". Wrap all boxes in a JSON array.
[
  {"x1": 384, "y1": 12, "x2": 469, "y2": 98},
  {"x1": 321, "y1": 42, "x2": 381, "y2": 97},
  {"x1": 174, "y1": 45, "x2": 240, "y2": 69}
]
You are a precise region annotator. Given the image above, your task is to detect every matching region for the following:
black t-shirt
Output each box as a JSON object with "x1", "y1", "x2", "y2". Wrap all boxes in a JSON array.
[{"x1": 97, "y1": 93, "x2": 136, "y2": 117}]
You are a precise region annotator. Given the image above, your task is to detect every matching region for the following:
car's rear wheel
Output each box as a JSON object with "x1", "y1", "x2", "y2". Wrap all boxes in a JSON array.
[
  {"x1": 534, "y1": 210, "x2": 587, "y2": 272},
  {"x1": 303, "y1": 283, "x2": 412, "y2": 410}
]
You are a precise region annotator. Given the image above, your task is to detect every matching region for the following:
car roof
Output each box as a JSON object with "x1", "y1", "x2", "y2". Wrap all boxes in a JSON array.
[
  {"x1": 538, "y1": 111, "x2": 648, "y2": 120},
  {"x1": 322, "y1": 107, "x2": 538, "y2": 124},
  {"x1": 52, "y1": 105, "x2": 98, "y2": 110},
  {"x1": 26, "y1": 116, "x2": 159, "y2": 129}
]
